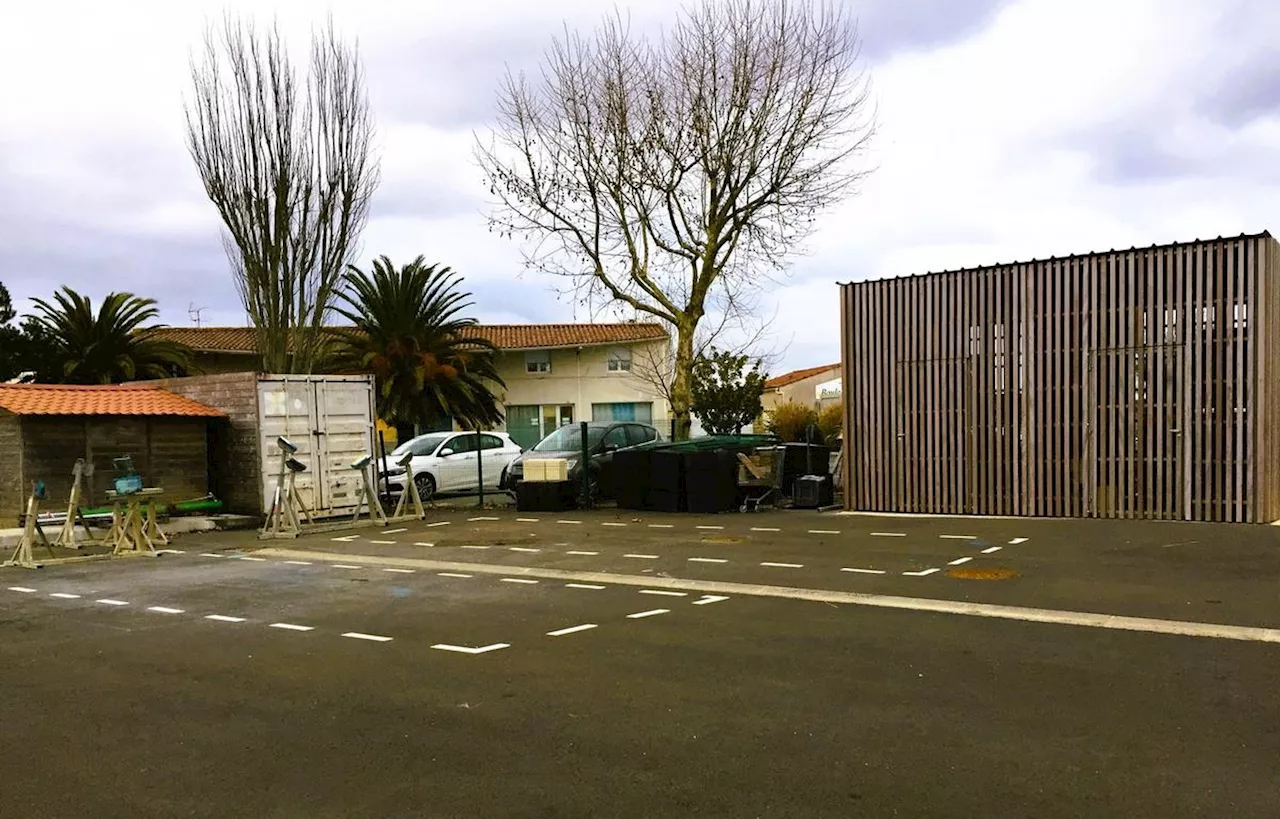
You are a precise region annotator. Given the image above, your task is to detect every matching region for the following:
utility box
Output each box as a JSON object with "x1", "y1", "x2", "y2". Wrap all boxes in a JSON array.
[{"x1": 141, "y1": 373, "x2": 377, "y2": 519}]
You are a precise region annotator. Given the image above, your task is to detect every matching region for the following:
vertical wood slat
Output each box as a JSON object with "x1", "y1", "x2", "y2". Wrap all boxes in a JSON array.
[{"x1": 840, "y1": 233, "x2": 1277, "y2": 521}]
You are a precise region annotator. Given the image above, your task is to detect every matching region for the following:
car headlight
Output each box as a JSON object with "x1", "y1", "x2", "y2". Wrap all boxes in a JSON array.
[
  {"x1": 564, "y1": 458, "x2": 578, "y2": 472},
  {"x1": 384, "y1": 466, "x2": 405, "y2": 477}
]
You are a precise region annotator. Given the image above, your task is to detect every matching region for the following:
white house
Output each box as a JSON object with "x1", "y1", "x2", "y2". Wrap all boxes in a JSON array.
[{"x1": 151, "y1": 323, "x2": 673, "y2": 450}]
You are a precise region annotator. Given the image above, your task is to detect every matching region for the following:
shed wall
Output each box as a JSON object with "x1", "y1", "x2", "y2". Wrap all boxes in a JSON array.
[
  {"x1": 16, "y1": 417, "x2": 210, "y2": 513},
  {"x1": 0, "y1": 413, "x2": 23, "y2": 523},
  {"x1": 840, "y1": 233, "x2": 1279, "y2": 522},
  {"x1": 143, "y1": 372, "x2": 264, "y2": 515}
]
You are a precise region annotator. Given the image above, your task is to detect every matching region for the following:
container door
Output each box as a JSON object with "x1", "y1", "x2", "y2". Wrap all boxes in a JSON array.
[
  {"x1": 258, "y1": 379, "x2": 320, "y2": 513},
  {"x1": 313, "y1": 379, "x2": 376, "y2": 513}
]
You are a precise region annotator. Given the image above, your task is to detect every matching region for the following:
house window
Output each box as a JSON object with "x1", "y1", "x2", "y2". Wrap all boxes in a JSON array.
[
  {"x1": 607, "y1": 347, "x2": 632, "y2": 372},
  {"x1": 525, "y1": 350, "x2": 551, "y2": 373},
  {"x1": 592, "y1": 402, "x2": 653, "y2": 424}
]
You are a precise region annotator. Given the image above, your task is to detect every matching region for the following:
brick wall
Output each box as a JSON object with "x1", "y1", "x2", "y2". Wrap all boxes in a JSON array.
[
  {"x1": 0, "y1": 413, "x2": 23, "y2": 522},
  {"x1": 141, "y1": 373, "x2": 264, "y2": 515}
]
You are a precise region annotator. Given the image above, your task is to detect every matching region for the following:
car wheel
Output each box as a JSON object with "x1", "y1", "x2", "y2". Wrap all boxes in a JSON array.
[{"x1": 415, "y1": 472, "x2": 437, "y2": 502}]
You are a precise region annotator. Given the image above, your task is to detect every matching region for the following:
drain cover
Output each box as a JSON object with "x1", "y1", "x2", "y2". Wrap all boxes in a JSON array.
[{"x1": 947, "y1": 567, "x2": 1019, "y2": 581}]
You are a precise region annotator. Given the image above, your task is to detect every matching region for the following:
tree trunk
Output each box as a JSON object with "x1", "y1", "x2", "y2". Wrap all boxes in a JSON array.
[{"x1": 670, "y1": 323, "x2": 696, "y2": 441}]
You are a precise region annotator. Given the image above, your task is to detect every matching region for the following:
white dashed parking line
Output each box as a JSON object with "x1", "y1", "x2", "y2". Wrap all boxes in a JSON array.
[
  {"x1": 624, "y1": 553, "x2": 659, "y2": 559},
  {"x1": 940, "y1": 535, "x2": 976, "y2": 540},
  {"x1": 508, "y1": 547, "x2": 541, "y2": 553},
  {"x1": 49, "y1": 592, "x2": 81, "y2": 599},
  {"x1": 382, "y1": 528, "x2": 408, "y2": 534},
  {"x1": 696, "y1": 525, "x2": 724, "y2": 530},
  {"x1": 501, "y1": 578, "x2": 539, "y2": 584},
  {"x1": 948, "y1": 557, "x2": 973, "y2": 566},
  {"x1": 627, "y1": 609, "x2": 669, "y2": 619},
  {"x1": 205, "y1": 615, "x2": 246, "y2": 623},
  {"x1": 751, "y1": 527, "x2": 781, "y2": 532},
  {"x1": 556, "y1": 520, "x2": 582, "y2": 525},
  {"x1": 469, "y1": 516, "x2": 501, "y2": 522},
  {"x1": 566, "y1": 583, "x2": 606, "y2": 590},
  {"x1": 808, "y1": 530, "x2": 840, "y2": 535},
  {"x1": 431, "y1": 642, "x2": 509, "y2": 655},
  {"x1": 200, "y1": 553, "x2": 223, "y2": 558},
  {"x1": 284, "y1": 560, "x2": 313, "y2": 565},
  {"x1": 516, "y1": 518, "x2": 540, "y2": 523},
  {"x1": 96, "y1": 599, "x2": 129, "y2": 606},
  {"x1": 760, "y1": 562, "x2": 803, "y2": 568},
  {"x1": 460, "y1": 545, "x2": 489, "y2": 550},
  {"x1": 383, "y1": 568, "x2": 416, "y2": 574},
  {"x1": 602, "y1": 522, "x2": 627, "y2": 527},
  {"x1": 146, "y1": 606, "x2": 185, "y2": 614},
  {"x1": 269, "y1": 623, "x2": 314, "y2": 632},
  {"x1": 426, "y1": 521, "x2": 451, "y2": 527},
  {"x1": 8, "y1": 587, "x2": 37, "y2": 593},
  {"x1": 1009, "y1": 537, "x2": 1029, "y2": 545},
  {"x1": 547, "y1": 623, "x2": 597, "y2": 636},
  {"x1": 333, "y1": 564, "x2": 363, "y2": 570},
  {"x1": 688, "y1": 557, "x2": 728, "y2": 564},
  {"x1": 438, "y1": 572, "x2": 473, "y2": 578},
  {"x1": 639, "y1": 589, "x2": 687, "y2": 597},
  {"x1": 902, "y1": 568, "x2": 941, "y2": 577},
  {"x1": 342, "y1": 632, "x2": 393, "y2": 643},
  {"x1": 566, "y1": 550, "x2": 599, "y2": 556},
  {"x1": 692, "y1": 595, "x2": 730, "y2": 605},
  {"x1": 647, "y1": 524, "x2": 674, "y2": 529},
  {"x1": 370, "y1": 540, "x2": 397, "y2": 545},
  {"x1": 841, "y1": 568, "x2": 886, "y2": 575},
  {"x1": 238, "y1": 556, "x2": 267, "y2": 562},
  {"x1": 982, "y1": 546, "x2": 1003, "y2": 554},
  {"x1": 870, "y1": 532, "x2": 905, "y2": 537}
]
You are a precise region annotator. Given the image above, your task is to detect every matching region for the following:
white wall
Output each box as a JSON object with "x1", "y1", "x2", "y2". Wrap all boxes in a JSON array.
[{"x1": 490, "y1": 340, "x2": 671, "y2": 435}]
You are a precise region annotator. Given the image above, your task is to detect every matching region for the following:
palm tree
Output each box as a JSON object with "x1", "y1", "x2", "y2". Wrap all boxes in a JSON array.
[
  {"x1": 28, "y1": 288, "x2": 193, "y2": 384},
  {"x1": 329, "y1": 256, "x2": 505, "y2": 431}
]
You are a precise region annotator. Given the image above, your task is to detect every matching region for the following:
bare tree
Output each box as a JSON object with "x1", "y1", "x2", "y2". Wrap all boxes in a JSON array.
[
  {"x1": 477, "y1": 0, "x2": 873, "y2": 438},
  {"x1": 185, "y1": 15, "x2": 380, "y2": 373},
  {"x1": 630, "y1": 296, "x2": 785, "y2": 430}
]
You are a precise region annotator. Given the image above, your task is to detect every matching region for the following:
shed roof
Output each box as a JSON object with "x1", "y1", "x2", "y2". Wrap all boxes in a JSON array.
[
  {"x1": 150, "y1": 323, "x2": 670, "y2": 354},
  {"x1": 765, "y1": 363, "x2": 841, "y2": 389},
  {"x1": 0, "y1": 384, "x2": 226, "y2": 418}
]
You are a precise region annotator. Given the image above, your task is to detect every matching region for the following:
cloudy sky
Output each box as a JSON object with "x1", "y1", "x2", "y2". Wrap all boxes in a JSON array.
[{"x1": 1, "y1": 0, "x2": 1276, "y2": 374}]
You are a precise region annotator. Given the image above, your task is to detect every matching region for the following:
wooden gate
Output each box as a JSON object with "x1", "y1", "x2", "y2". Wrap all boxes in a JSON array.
[{"x1": 1087, "y1": 346, "x2": 1184, "y2": 518}]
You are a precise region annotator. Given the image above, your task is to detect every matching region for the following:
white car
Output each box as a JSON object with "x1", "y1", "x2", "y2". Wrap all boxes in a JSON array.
[{"x1": 381, "y1": 431, "x2": 523, "y2": 501}]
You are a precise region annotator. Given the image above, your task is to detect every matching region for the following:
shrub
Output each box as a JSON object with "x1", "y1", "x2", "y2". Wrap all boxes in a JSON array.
[
  {"x1": 767, "y1": 400, "x2": 818, "y2": 443},
  {"x1": 816, "y1": 403, "x2": 843, "y2": 444}
]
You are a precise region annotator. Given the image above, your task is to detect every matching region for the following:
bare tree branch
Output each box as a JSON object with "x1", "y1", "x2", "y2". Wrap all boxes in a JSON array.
[
  {"x1": 477, "y1": 0, "x2": 873, "y2": 437},
  {"x1": 185, "y1": 14, "x2": 380, "y2": 373}
]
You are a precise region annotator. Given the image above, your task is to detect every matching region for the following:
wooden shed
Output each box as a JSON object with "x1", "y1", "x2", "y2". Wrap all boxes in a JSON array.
[
  {"x1": 0, "y1": 384, "x2": 225, "y2": 524},
  {"x1": 839, "y1": 232, "x2": 1280, "y2": 523}
]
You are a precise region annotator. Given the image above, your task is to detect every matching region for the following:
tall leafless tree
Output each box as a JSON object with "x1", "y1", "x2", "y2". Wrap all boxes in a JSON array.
[
  {"x1": 477, "y1": 0, "x2": 873, "y2": 438},
  {"x1": 185, "y1": 15, "x2": 380, "y2": 373}
]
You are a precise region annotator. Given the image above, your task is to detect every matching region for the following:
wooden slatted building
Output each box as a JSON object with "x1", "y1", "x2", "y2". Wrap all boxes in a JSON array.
[{"x1": 839, "y1": 232, "x2": 1280, "y2": 522}]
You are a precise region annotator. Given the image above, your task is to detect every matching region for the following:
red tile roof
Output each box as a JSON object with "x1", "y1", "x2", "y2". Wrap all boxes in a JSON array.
[
  {"x1": 150, "y1": 323, "x2": 670, "y2": 353},
  {"x1": 765, "y1": 363, "x2": 841, "y2": 389},
  {"x1": 0, "y1": 384, "x2": 226, "y2": 418}
]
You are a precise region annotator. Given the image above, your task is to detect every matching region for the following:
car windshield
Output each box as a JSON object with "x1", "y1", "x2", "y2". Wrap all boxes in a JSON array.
[
  {"x1": 391, "y1": 433, "x2": 450, "y2": 457},
  {"x1": 533, "y1": 425, "x2": 607, "y2": 452}
]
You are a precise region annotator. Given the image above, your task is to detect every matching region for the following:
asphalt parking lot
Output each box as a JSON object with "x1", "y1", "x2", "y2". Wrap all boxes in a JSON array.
[{"x1": 3, "y1": 509, "x2": 1279, "y2": 818}]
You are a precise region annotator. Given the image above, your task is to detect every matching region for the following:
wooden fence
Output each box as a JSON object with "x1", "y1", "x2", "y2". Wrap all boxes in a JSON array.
[{"x1": 839, "y1": 232, "x2": 1280, "y2": 522}]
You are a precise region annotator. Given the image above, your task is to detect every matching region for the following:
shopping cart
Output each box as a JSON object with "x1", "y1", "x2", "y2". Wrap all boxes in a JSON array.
[{"x1": 736, "y1": 447, "x2": 784, "y2": 512}]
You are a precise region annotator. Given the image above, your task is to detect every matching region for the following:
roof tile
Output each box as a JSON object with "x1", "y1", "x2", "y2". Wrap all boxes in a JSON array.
[
  {"x1": 150, "y1": 323, "x2": 669, "y2": 354},
  {"x1": 765, "y1": 363, "x2": 841, "y2": 389},
  {"x1": 0, "y1": 384, "x2": 226, "y2": 418}
]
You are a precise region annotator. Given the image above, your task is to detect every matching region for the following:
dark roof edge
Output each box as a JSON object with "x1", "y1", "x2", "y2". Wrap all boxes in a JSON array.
[{"x1": 837, "y1": 230, "x2": 1274, "y2": 287}]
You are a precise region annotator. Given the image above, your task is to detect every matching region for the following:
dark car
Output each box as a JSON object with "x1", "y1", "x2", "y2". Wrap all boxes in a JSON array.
[{"x1": 500, "y1": 421, "x2": 660, "y2": 500}]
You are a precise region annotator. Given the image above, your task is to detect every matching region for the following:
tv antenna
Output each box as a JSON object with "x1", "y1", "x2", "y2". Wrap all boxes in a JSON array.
[{"x1": 188, "y1": 302, "x2": 208, "y2": 328}]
